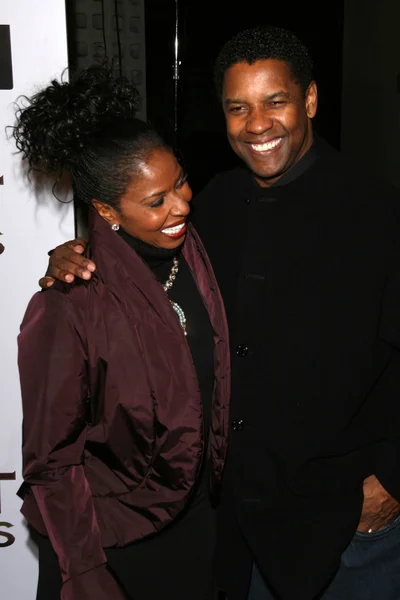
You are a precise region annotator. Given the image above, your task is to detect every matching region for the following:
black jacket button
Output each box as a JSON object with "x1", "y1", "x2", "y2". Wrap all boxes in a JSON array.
[
  {"x1": 236, "y1": 344, "x2": 249, "y2": 357},
  {"x1": 232, "y1": 418, "x2": 245, "y2": 431}
]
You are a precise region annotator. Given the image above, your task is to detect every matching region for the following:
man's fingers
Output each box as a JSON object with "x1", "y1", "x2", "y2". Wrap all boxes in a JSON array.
[
  {"x1": 44, "y1": 267, "x2": 77, "y2": 283},
  {"x1": 66, "y1": 237, "x2": 93, "y2": 263},
  {"x1": 84, "y1": 261, "x2": 96, "y2": 272},
  {"x1": 75, "y1": 268, "x2": 92, "y2": 280},
  {"x1": 44, "y1": 237, "x2": 95, "y2": 284},
  {"x1": 62, "y1": 253, "x2": 96, "y2": 272},
  {"x1": 48, "y1": 244, "x2": 96, "y2": 279},
  {"x1": 71, "y1": 244, "x2": 85, "y2": 254},
  {"x1": 68, "y1": 237, "x2": 88, "y2": 253},
  {"x1": 47, "y1": 262, "x2": 92, "y2": 281},
  {"x1": 60, "y1": 245, "x2": 96, "y2": 271},
  {"x1": 38, "y1": 276, "x2": 56, "y2": 289}
]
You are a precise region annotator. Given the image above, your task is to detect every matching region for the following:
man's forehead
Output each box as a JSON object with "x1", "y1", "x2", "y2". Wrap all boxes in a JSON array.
[
  {"x1": 222, "y1": 59, "x2": 298, "y2": 93},
  {"x1": 225, "y1": 58, "x2": 291, "y2": 73}
]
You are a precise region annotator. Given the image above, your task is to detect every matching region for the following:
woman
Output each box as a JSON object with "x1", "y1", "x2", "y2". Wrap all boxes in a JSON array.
[{"x1": 14, "y1": 66, "x2": 230, "y2": 600}]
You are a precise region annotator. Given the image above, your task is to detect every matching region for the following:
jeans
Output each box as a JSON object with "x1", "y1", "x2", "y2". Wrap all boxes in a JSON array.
[{"x1": 247, "y1": 514, "x2": 400, "y2": 600}]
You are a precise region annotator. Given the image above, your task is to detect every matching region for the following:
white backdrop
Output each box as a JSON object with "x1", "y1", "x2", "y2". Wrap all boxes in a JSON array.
[{"x1": 0, "y1": 1, "x2": 73, "y2": 597}]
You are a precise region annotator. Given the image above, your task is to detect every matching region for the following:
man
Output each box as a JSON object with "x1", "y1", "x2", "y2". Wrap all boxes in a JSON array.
[{"x1": 38, "y1": 27, "x2": 400, "y2": 600}]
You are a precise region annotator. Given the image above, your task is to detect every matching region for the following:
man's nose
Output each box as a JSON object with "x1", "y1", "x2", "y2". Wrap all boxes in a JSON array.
[{"x1": 246, "y1": 108, "x2": 274, "y2": 135}]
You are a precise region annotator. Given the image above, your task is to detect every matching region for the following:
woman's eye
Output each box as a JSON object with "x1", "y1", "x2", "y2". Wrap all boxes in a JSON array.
[
  {"x1": 176, "y1": 173, "x2": 188, "y2": 189},
  {"x1": 150, "y1": 197, "x2": 164, "y2": 208}
]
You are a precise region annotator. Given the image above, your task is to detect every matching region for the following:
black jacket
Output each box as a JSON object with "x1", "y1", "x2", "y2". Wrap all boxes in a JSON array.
[{"x1": 191, "y1": 140, "x2": 400, "y2": 600}]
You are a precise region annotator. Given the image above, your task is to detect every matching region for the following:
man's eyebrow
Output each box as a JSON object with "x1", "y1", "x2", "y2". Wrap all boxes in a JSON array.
[{"x1": 224, "y1": 91, "x2": 291, "y2": 105}]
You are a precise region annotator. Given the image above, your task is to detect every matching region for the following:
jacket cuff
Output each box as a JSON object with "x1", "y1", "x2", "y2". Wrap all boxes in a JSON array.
[
  {"x1": 375, "y1": 440, "x2": 400, "y2": 502},
  {"x1": 61, "y1": 564, "x2": 127, "y2": 600}
]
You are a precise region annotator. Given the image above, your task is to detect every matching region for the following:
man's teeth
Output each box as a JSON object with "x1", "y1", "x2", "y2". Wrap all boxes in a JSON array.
[
  {"x1": 162, "y1": 222, "x2": 185, "y2": 235},
  {"x1": 251, "y1": 138, "x2": 281, "y2": 152}
]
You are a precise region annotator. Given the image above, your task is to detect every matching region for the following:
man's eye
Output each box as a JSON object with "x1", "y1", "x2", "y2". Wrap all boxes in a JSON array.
[
  {"x1": 150, "y1": 197, "x2": 164, "y2": 208},
  {"x1": 229, "y1": 106, "x2": 245, "y2": 113}
]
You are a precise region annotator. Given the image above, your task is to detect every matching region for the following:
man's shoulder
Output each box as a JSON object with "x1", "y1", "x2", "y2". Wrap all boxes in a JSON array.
[
  {"x1": 311, "y1": 138, "x2": 359, "y2": 183},
  {"x1": 197, "y1": 167, "x2": 250, "y2": 196},
  {"x1": 310, "y1": 140, "x2": 400, "y2": 207},
  {"x1": 191, "y1": 167, "x2": 250, "y2": 229}
]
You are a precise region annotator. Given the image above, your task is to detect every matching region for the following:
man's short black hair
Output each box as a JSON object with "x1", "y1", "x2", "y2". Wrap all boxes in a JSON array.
[{"x1": 214, "y1": 26, "x2": 314, "y2": 98}]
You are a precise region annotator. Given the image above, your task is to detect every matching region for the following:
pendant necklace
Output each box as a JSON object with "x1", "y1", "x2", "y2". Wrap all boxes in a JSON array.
[{"x1": 162, "y1": 257, "x2": 187, "y2": 335}]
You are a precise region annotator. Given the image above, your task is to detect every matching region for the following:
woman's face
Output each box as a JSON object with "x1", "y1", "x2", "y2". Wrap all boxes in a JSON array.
[{"x1": 94, "y1": 148, "x2": 192, "y2": 249}]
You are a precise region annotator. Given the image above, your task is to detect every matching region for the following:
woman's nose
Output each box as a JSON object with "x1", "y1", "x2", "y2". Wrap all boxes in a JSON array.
[{"x1": 171, "y1": 191, "x2": 191, "y2": 216}]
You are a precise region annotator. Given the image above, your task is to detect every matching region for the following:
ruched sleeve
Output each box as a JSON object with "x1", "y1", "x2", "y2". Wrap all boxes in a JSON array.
[{"x1": 18, "y1": 289, "x2": 126, "y2": 600}]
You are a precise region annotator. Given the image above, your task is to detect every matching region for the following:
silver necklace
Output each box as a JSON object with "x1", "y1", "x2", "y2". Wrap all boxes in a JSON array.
[{"x1": 162, "y1": 257, "x2": 187, "y2": 335}]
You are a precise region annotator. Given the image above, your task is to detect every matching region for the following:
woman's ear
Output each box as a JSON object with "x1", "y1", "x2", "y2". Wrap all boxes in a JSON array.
[{"x1": 92, "y1": 200, "x2": 120, "y2": 228}]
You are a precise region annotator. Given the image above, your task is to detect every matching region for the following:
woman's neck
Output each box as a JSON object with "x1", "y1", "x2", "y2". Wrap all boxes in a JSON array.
[{"x1": 117, "y1": 227, "x2": 183, "y2": 268}]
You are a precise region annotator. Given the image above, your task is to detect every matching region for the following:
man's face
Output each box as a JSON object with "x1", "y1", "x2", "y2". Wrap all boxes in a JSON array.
[{"x1": 222, "y1": 59, "x2": 317, "y2": 187}]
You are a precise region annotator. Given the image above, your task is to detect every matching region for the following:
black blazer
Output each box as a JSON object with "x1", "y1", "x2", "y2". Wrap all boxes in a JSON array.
[{"x1": 191, "y1": 140, "x2": 400, "y2": 600}]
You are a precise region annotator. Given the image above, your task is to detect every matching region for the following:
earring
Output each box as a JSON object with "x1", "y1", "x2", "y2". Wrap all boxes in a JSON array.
[{"x1": 111, "y1": 223, "x2": 120, "y2": 231}]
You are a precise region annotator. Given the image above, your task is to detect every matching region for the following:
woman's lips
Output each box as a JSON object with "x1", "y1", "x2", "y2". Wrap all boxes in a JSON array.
[{"x1": 161, "y1": 221, "x2": 187, "y2": 238}]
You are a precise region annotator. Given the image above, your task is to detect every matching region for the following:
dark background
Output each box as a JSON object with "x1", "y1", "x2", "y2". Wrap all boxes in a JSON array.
[{"x1": 67, "y1": 0, "x2": 345, "y2": 195}]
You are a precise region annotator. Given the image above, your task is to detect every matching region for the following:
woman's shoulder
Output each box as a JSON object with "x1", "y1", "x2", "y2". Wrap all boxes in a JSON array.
[{"x1": 21, "y1": 276, "x2": 96, "y2": 330}]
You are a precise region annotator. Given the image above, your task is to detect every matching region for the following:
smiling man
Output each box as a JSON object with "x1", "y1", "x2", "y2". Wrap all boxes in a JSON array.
[
  {"x1": 194, "y1": 27, "x2": 400, "y2": 600},
  {"x1": 40, "y1": 27, "x2": 400, "y2": 600},
  {"x1": 222, "y1": 58, "x2": 316, "y2": 186}
]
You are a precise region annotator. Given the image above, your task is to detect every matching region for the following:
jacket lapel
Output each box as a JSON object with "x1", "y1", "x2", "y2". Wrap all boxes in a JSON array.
[{"x1": 88, "y1": 208, "x2": 186, "y2": 341}]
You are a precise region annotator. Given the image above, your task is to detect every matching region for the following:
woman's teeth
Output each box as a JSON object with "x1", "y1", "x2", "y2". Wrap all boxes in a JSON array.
[{"x1": 162, "y1": 222, "x2": 185, "y2": 235}]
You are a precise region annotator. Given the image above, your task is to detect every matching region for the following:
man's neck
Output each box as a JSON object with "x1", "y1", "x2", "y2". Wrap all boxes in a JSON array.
[{"x1": 253, "y1": 141, "x2": 318, "y2": 189}]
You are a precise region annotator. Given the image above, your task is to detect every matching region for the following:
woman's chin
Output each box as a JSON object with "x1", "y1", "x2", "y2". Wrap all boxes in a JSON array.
[{"x1": 160, "y1": 233, "x2": 186, "y2": 248}]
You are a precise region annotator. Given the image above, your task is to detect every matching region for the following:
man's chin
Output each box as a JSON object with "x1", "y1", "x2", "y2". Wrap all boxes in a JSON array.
[
  {"x1": 242, "y1": 155, "x2": 284, "y2": 181},
  {"x1": 251, "y1": 165, "x2": 286, "y2": 187}
]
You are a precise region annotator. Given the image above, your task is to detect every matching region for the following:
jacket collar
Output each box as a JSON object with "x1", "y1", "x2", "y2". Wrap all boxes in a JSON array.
[
  {"x1": 88, "y1": 207, "x2": 186, "y2": 340},
  {"x1": 87, "y1": 207, "x2": 218, "y2": 342},
  {"x1": 271, "y1": 140, "x2": 319, "y2": 187}
]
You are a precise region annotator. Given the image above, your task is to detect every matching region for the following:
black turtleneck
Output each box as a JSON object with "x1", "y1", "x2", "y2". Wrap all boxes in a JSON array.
[{"x1": 117, "y1": 228, "x2": 215, "y2": 504}]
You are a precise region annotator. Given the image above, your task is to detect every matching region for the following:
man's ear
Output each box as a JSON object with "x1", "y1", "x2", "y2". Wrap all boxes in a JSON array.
[
  {"x1": 305, "y1": 81, "x2": 318, "y2": 119},
  {"x1": 92, "y1": 200, "x2": 120, "y2": 228}
]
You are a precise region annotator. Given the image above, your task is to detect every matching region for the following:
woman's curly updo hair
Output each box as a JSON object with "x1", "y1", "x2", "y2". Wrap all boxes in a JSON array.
[
  {"x1": 13, "y1": 65, "x2": 168, "y2": 210},
  {"x1": 214, "y1": 26, "x2": 314, "y2": 99}
]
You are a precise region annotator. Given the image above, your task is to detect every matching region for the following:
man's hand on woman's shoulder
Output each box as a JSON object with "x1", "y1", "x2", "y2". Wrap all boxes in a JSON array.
[{"x1": 39, "y1": 237, "x2": 96, "y2": 289}]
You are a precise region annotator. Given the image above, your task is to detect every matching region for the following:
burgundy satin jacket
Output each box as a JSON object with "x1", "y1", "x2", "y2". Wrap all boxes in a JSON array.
[{"x1": 18, "y1": 210, "x2": 230, "y2": 600}]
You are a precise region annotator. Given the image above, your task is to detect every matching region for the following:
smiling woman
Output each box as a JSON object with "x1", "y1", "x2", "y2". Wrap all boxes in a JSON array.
[
  {"x1": 12, "y1": 65, "x2": 230, "y2": 600},
  {"x1": 93, "y1": 147, "x2": 191, "y2": 249}
]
